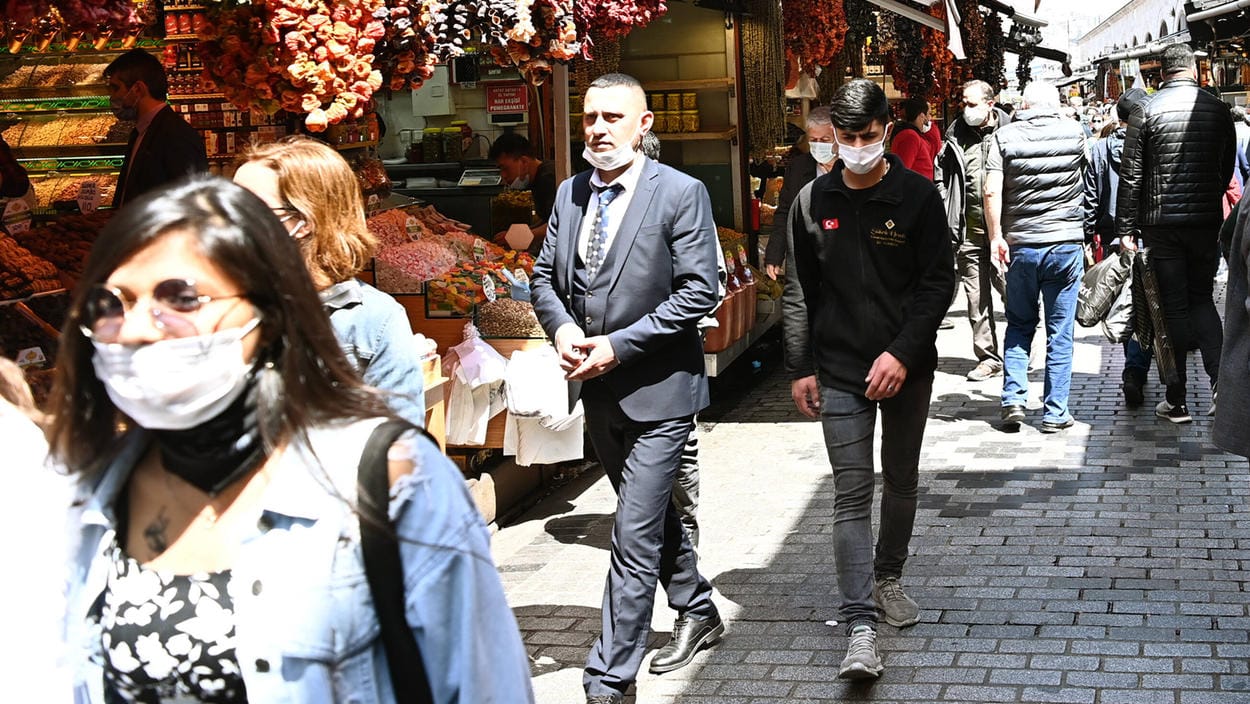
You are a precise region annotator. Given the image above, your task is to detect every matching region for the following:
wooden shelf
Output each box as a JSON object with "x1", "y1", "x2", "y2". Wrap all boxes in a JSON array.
[
  {"x1": 641, "y1": 77, "x2": 734, "y2": 91},
  {"x1": 651, "y1": 128, "x2": 736, "y2": 142},
  {"x1": 334, "y1": 139, "x2": 378, "y2": 151}
]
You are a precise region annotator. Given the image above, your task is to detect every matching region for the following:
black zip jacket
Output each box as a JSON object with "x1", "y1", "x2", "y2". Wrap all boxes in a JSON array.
[
  {"x1": 1116, "y1": 77, "x2": 1236, "y2": 238},
  {"x1": 782, "y1": 153, "x2": 956, "y2": 394}
]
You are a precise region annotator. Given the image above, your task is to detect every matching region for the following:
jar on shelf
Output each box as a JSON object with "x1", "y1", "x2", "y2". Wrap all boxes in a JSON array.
[
  {"x1": 682, "y1": 92, "x2": 697, "y2": 110},
  {"x1": 666, "y1": 92, "x2": 683, "y2": 113},
  {"x1": 422, "y1": 127, "x2": 444, "y2": 163},
  {"x1": 647, "y1": 93, "x2": 664, "y2": 112},
  {"x1": 680, "y1": 110, "x2": 700, "y2": 133},
  {"x1": 443, "y1": 126, "x2": 463, "y2": 161},
  {"x1": 652, "y1": 111, "x2": 669, "y2": 134}
]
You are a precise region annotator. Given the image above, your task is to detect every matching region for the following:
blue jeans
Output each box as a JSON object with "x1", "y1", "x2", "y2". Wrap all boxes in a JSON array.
[
  {"x1": 1124, "y1": 338, "x2": 1151, "y2": 376},
  {"x1": 1002, "y1": 243, "x2": 1084, "y2": 424},
  {"x1": 820, "y1": 377, "x2": 933, "y2": 632}
]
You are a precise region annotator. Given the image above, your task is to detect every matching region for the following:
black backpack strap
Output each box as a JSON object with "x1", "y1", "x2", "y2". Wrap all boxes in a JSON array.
[{"x1": 357, "y1": 418, "x2": 436, "y2": 704}]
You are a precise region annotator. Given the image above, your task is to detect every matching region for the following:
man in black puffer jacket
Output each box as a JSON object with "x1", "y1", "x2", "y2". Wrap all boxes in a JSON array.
[{"x1": 1116, "y1": 44, "x2": 1235, "y2": 423}]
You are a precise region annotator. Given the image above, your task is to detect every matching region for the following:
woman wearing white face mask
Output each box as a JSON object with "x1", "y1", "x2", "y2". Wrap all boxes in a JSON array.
[
  {"x1": 49, "y1": 177, "x2": 534, "y2": 704},
  {"x1": 764, "y1": 106, "x2": 837, "y2": 280},
  {"x1": 233, "y1": 136, "x2": 427, "y2": 428}
]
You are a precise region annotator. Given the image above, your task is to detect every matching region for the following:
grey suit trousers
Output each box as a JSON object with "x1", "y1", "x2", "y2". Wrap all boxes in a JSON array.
[{"x1": 581, "y1": 381, "x2": 717, "y2": 696}]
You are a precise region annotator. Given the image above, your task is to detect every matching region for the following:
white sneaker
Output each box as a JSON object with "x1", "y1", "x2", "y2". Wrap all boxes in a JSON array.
[
  {"x1": 838, "y1": 624, "x2": 884, "y2": 680},
  {"x1": 1155, "y1": 400, "x2": 1192, "y2": 424},
  {"x1": 1208, "y1": 384, "x2": 1217, "y2": 417}
]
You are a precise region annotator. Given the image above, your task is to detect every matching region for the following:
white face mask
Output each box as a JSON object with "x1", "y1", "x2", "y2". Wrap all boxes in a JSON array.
[
  {"x1": 583, "y1": 133, "x2": 641, "y2": 172},
  {"x1": 920, "y1": 120, "x2": 932, "y2": 133},
  {"x1": 964, "y1": 105, "x2": 991, "y2": 127},
  {"x1": 510, "y1": 176, "x2": 530, "y2": 189},
  {"x1": 91, "y1": 318, "x2": 260, "y2": 430},
  {"x1": 809, "y1": 141, "x2": 836, "y2": 165},
  {"x1": 836, "y1": 128, "x2": 890, "y2": 175}
]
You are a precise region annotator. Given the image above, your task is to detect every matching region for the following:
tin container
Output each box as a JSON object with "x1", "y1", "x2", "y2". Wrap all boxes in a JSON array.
[
  {"x1": 682, "y1": 92, "x2": 697, "y2": 110},
  {"x1": 680, "y1": 110, "x2": 700, "y2": 133},
  {"x1": 666, "y1": 92, "x2": 683, "y2": 113}
]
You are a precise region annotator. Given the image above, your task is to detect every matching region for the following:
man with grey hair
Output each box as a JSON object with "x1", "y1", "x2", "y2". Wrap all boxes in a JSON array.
[
  {"x1": 764, "y1": 105, "x2": 836, "y2": 279},
  {"x1": 935, "y1": 79, "x2": 1011, "y2": 382},
  {"x1": 985, "y1": 80, "x2": 1088, "y2": 433},
  {"x1": 1117, "y1": 43, "x2": 1235, "y2": 422}
]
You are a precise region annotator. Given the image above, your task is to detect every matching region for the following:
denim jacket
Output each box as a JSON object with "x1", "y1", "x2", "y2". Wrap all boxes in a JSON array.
[
  {"x1": 64, "y1": 418, "x2": 534, "y2": 703},
  {"x1": 323, "y1": 280, "x2": 427, "y2": 426}
]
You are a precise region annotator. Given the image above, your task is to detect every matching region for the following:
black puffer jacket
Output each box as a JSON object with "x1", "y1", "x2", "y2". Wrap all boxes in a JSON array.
[{"x1": 1116, "y1": 77, "x2": 1236, "y2": 238}]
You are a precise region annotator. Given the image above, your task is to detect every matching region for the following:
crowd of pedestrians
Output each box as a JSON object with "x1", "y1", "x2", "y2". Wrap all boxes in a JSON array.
[{"x1": 6, "y1": 45, "x2": 1250, "y2": 702}]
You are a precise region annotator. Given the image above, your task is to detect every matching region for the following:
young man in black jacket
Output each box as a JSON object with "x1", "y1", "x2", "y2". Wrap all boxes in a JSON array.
[{"x1": 782, "y1": 79, "x2": 955, "y2": 681}]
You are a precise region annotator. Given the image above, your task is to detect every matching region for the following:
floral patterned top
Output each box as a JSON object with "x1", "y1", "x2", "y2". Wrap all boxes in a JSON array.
[{"x1": 98, "y1": 541, "x2": 246, "y2": 703}]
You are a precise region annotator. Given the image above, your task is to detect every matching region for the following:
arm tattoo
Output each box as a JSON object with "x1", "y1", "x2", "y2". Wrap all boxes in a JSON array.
[{"x1": 143, "y1": 506, "x2": 170, "y2": 555}]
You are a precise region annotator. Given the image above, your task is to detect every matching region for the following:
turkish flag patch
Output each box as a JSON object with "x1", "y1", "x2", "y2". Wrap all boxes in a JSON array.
[{"x1": 822, "y1": 218, "x2": 839, "y2": 230}]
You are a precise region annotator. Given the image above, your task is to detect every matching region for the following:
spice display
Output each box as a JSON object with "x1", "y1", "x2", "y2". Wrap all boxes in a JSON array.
[
  {"x1": 13, "y1": 211, "x2": 109, "y2": 278},
  {"x1": 741, "y1": 0, "x2": 784, "y2": 158},
  {"x1": 782, "y1": 0, "x2": 846, "y2": 72},
  {"x1": 476, "y1": 298, "x2": 545, "y2": 338}
]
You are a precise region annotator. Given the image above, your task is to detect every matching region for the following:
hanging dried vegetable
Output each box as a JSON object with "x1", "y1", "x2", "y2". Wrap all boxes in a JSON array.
[
  {"x1": 424, "y1": 0, "x2": 578, "y2": 85},
  {"x1": 373, "y1": 0, "x2": 438, "y2": 91},
  {"x1": 198, "y1": 0, "x2": 386, "y2": 132},
  {"x1": 976, "y1": 10, "x2": 1005, "y2": 92},
  {"x1": 955, "y1": 0, "x2": 985, "y2": 70},
  {"x1": 1015, "y1": 43, "x2": 1033, "y2": 90},
  {"x1": 573, "y1": 31, "x2": 619, "y2": 95},
  {"x1": 782, "y1": 0, "x2": 845, "y2": 72},
  {"x1": 886, "y1": 13, "x2": 924, "y2": 99},
  {"x1": 920, "y1": 0, "x2": 955, "y2": 103},
  {"x1": 742, "y1": 0, "x2": 784, "y2": 158},
  {"x1": 841, "y1": 0, "x2": 874, "y2": 79},
  {"x1": 56, "y1": 0, "x2": 150, "y2": 37},
  {"x1": 575, "y1": 0, "x2": 666, "y2": 50}
]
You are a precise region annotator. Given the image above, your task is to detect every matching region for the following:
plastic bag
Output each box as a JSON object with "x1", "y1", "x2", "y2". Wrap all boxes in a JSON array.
[
  {"x1": 1077, "y1": 249, "x2": 1132, "y2": 327},
  {"x1": 1100, "y1": 264, "x2": 1133, "y2": 343}
]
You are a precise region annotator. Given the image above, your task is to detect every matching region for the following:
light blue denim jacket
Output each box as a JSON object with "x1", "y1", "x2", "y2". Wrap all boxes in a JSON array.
[
  {"x1": 323, "y1": 280, "x2": 427, "y2": 426},
  {"x1": 64, "y1": 418, "x2": 534, "y2": 703}
]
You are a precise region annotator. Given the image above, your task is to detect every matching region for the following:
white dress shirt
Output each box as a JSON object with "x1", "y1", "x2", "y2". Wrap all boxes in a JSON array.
[{"x1": 577, "y1": 154, "x2": 647, "y2": 264}]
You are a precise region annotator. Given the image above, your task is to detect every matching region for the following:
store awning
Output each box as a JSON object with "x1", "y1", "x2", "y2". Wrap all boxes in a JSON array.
[
  {"x1": 1186, "y1": 1, "x2": 1250, "y2": 42},
  {"x1": 1089, "y1": 31, "x2": 1193, "y2": 63},
  {"x1": 865, "y1": 0, "x2": 945, "y2": 31},
  {"x1": 1188, "y1": 0, "x2": 1250, "y2": 22},
  {"x1": 1055, "y1": 69, "x2": 1096, "y2": 86}
]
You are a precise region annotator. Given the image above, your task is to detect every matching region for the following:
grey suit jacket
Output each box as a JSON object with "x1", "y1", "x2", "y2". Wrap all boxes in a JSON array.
[{"x1": 530, "y1": 157, "x2": 721, "y2": 422}]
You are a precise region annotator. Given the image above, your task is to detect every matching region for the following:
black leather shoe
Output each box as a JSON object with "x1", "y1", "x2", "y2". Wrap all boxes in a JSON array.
[
  {"x1": 1000, "y1": 404, "x2": 1026, "y2": 425},
  {"x1": 586, "y1": 694, "x2": 623, "y2": 704},
  {"x1": 649, "y1": 611, "x2": 725, "y2": 674}
]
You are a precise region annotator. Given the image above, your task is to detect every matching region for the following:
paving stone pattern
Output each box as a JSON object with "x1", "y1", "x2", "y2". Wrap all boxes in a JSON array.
[{"x1": 490, "y1": 296, "x2": 1250, "y2": 703}]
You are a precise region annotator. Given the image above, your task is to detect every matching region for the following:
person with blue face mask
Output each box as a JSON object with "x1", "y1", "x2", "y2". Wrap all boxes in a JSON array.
[
  {"x1": 781, "y1": 78, "x2": 955, "y2": 681},
  {"x1": 103, "y1": 49, "x2": 207, "y2": 206},
  {"x1": 489, "y1": 131, "x2": 559, "y2": 255},
  {"x1": 50, "y1": 177, "x2": 534, "y2": 704}
]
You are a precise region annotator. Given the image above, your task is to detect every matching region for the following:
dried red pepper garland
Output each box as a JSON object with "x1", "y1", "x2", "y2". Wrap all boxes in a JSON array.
[{"x1": 782, "y1": 0, "x2": 846, "y2": 71}]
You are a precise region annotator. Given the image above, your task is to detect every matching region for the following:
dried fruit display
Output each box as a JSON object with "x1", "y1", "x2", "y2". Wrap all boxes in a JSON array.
[
  {"x1": 372, "y1": 0, "x2": 437, "y2": 91},
  {"x1": 28, "y1": 62, "x2": 108, "y2": 87},
  {"x1": 421, "y1": 0, "x2": 578, "y2": 84},
  {"x1": 13, "y1": 211, "x2": 109, "y2": 278},
  {"x1": 10, "y1": 118, "x2": 64, "y2": 147},
  {"x1": 782, "y1": 0, "x2": 846, "y2": 71},
  {"x1": 742, "y1": 0, "x2": 785, "y2": 158},
  {"x1": 198, "y1": 0, "x2": 386, "y2": 132},
  {"x1": 0, "y1": 65, "x2": 36, "y2": 88},
  {"x1": 0, "y1": 233, "x2": 60, "y2": 299},
  {"x1": 354, "y1": 155, "x2": 391, "y2": 196}
]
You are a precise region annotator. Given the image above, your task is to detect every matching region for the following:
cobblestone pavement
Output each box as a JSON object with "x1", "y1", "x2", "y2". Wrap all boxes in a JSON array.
[{"x1": 491, "y1": 296, "x2": 1250, "y2": 704}]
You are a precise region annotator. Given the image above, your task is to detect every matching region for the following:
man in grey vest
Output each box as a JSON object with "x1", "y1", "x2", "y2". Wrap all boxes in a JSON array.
[
  {"x1": 1116, "y1": 44, "x2": 1235, "y2": 422},
  {"x1": 985, "y1": 80, "x2": 1088, "y2": 433}
]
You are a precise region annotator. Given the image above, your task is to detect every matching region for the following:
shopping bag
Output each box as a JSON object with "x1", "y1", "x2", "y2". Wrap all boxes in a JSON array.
[
  {"x1": 1100, "y1": 264, "x2": 1134, "y2": 343},
  {"x1": 1077, "y1": 249, "x2": 1132, "y2": 327}
]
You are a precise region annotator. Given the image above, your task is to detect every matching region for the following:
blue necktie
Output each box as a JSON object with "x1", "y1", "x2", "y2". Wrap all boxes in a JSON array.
[{"x1": 586, "y1": 184, "x2": 623, "y2": 279}]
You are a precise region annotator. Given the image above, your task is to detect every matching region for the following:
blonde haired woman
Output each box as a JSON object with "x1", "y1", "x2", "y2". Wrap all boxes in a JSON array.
[{"x1": 234, "y1": 136, "x2": 426, "y2": 426}]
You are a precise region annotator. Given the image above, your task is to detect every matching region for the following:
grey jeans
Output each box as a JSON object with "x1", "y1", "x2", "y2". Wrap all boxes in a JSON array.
[
  {"x1": 959, "y1": 230, "x2": 1006, "y2": 364},
  {"x1": 820, "y1": 377, "x2": 933, "y2": 631}
]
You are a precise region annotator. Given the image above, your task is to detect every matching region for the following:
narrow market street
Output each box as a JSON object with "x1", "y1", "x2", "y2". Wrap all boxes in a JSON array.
[{"x1": 491, "y1": 298, "x2": 1250, "y2": 704}]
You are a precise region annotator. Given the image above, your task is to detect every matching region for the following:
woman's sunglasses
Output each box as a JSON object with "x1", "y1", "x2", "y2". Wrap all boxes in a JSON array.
[{"x1": 81, "y1": 278, "x2": 247, "y2": 343}]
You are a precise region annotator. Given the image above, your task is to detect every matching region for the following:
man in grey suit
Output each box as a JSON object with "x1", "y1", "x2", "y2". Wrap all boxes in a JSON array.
[{"x1": 530, "y1": 73, "x2": 724, "y2": 704}]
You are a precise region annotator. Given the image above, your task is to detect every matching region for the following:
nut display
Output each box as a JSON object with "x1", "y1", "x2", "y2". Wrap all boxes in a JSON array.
[
  {"x1": 13, "y1": 211, "x2": 110, "y2": 279},
  {"x1": 0, "y1": 233, "x2": 61, "y2": 299},
  {"x1": 476, "y1": 298, "x2": 545, "y2": 338}
]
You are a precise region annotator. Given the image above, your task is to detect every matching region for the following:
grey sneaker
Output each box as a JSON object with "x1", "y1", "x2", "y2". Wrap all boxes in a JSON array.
[
  {"x1": 873, "y1": 576, "x2": 920, "y2": 627},
  {"x1": 1155, "y1": 400, "x2": 1192, "y2": 424},
  {"x1": 838, "y1": 624, "x2": 883, "y2": 680},
  {"x1": 966, "y1": 360, "x2": 1003, "y2": 381}
]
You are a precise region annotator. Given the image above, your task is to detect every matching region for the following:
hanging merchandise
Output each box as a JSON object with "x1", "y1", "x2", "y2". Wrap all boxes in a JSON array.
[
  {"x1": 741, "y1": 0, "x2": 785, "y2": 159},
  {"x1": 920, "y1": 0, "x2": 957, "y2": 104},
  {"x1": 841, "y1": 0, "x2": 875, "y2": 79},
  {"x1": 782, "y1": 0, "x2": 845, "y2": 72},
  {"x1": 955, "y1": 0, "x2": 986, "y2": 71},
  {"x1": 885, "y1": 12, "x2": 925, "y2": 99},
  {"x1": 55, "y1": 0, "x2": 152, "y2": 46},
  {"x1": 424, "y1": 0, "x2": 578, "y2": 85},
  {"x1": 197, "y1": 0, "x2": 386, "y2": 131},
  {"x1": 574, "y1": 0, "x2": 666, "y2": 50},
  {"x1": 373, "y1": 0, "x2": 438, "y2": 91},
  {"x1": 977, "y1": 10, "x2": 1005, "y2": 91},
  {"x1": 572, "y1": 32, "x2": 619, "y2": 95}
]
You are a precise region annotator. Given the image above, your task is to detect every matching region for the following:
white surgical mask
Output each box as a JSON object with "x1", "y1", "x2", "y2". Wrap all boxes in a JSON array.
[
  {"x1": 809, "y1": 141, "x2": 836, "y2": 165},
  {"x1": 510, "y1": 176, "x2": 530, "y2": 189},
  {"x1": 964, "y1": 105, "x2": 990, "y2": 127},
  {"x1": 583, "y1": 135, "x2": 640, "y2": 172},
  {"x1": 920, "y1": 120, "x2": 932, "y2": 133},
  {"x1": 836, "y1": 128, "x2": 890, "y2": 175},
  {"x1": 91, "y1": 318, "x2": 260, "y2": 430}
]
